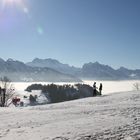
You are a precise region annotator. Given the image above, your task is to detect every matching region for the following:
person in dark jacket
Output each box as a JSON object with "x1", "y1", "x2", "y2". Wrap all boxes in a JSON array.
[
  {"x1": 99, "y1": 83, "x2": 103, "y2": 95},
  {"x1": 93, "y1": 82, "x2": 97, "y2": 96}
]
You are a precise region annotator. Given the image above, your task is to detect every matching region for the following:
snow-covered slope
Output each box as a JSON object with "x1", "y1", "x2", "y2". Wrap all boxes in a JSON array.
[{"x1": 0, "y1": 91, "x2": 140, "y2": 140}]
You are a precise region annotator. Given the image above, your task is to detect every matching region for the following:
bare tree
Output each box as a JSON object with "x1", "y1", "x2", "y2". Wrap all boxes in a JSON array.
[
  {"x1": 0, "y1": 76, "x2": 15, "y2": 107},
  {"x1": 133, "y1": 82, "x2": 140, "y2": 91}
]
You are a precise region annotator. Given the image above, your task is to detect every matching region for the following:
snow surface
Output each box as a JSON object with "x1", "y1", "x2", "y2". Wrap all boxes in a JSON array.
[{"x1": 0, "y1": 91, "x2": 140, "y2": 139}]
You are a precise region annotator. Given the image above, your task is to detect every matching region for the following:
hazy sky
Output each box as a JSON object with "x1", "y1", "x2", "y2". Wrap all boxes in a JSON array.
[{"x1": 0, "y1": 0, "x2": 139, "y2": 69}]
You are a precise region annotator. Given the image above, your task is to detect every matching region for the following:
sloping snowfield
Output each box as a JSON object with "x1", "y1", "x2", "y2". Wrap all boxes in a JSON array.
[{"x1": 0, "y1": 91, "x2": 140, "y2": 140}]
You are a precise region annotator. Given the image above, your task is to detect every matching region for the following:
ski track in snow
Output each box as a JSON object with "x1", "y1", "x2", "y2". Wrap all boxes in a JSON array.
[{"x1": 0, "y1": 91, "x2": 140, "y2": 140}]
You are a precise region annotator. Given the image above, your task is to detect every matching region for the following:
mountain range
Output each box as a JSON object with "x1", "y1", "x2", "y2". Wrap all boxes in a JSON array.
[
  {"x1": 0, "y1": 58, "x2": 140, "y2": 82},
  {"x1": 27, "y1": 58, "x2": 140, "y2": 80},
  {"x1": 0, "y1": 58, "x2": 81, "y2": 82}
]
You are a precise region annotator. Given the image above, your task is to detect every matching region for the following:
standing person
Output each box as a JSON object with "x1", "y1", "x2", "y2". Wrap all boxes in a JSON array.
[
  {"x1": 93, "y1": 82, "x2": 97, "y2": 96},
  {"x1": 99, "y1": 83, "x2": 103, "y2": 95}
]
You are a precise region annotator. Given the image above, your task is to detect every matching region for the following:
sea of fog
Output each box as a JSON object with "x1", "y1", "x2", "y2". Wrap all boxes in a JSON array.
[{"x1": 12, "y1": 80, "x2": 140, "y2": 95}]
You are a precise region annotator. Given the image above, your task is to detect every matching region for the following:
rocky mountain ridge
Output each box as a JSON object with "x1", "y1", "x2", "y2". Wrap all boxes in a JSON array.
[
  {"x1": 0, "y1": 58, "x2": 81, "y2": 82},
  {"x1": 27, "y1": 58, "x2": 140, "y2": 80}
]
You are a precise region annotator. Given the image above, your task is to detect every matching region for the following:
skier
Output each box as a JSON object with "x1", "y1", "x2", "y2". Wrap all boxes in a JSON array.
[
  {"x1": 99, "y1": 83, "x2": 103, "y2": 95},
  {"x1": 93, "y1": 82, "x2": 97, "y2": 96}
]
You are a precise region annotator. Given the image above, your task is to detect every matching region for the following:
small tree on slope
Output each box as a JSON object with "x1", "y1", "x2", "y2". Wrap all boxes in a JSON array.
[
  {"x1": 133, "y1": 82, "x2": 140, "y2": 91},
  {"x1": 0, "y1": 76, "x2": 15, "y2": 107}
]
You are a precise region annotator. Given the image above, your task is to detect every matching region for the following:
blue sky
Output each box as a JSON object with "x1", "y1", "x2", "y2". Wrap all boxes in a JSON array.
[{"x1": 0, "y1": 0, "x2": 139, "y2": 69}]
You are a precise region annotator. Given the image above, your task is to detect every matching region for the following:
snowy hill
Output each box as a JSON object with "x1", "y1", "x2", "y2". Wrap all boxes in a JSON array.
[{"x1": 0, "y1": 91, "x2": 140, "y2": 139}]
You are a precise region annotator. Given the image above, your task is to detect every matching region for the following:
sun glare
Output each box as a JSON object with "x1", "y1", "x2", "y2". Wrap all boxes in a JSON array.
[
  {"x1": 2, "y1": 0, "x2": 23, "y2": 6},
  {"x1": 1, "y1": 0, "x2": 28, "y2": 14}
]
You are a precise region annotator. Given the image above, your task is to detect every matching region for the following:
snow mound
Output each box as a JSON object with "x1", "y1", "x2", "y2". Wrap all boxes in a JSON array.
[{"x1": 0, "y1": 91, "x2": 140, "y2": 140}]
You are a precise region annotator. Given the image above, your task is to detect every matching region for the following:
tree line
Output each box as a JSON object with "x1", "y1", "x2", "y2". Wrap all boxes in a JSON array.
[{"x1": 25, "y1": 83, "x2": 100, "y2": 103}]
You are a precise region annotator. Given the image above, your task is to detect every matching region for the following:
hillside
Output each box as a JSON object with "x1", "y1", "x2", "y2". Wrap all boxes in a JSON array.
[{"x1": 0, "y1": 91, "x2": 140, "y2": 139}]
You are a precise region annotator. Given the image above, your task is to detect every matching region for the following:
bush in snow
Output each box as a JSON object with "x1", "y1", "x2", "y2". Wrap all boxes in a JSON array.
[
  {"x1": 133, "y1": 82, "x2": 140, "y2": 91},
  {"x1": 29, "y1": 94, "x2": 37, "y2": 105}
]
